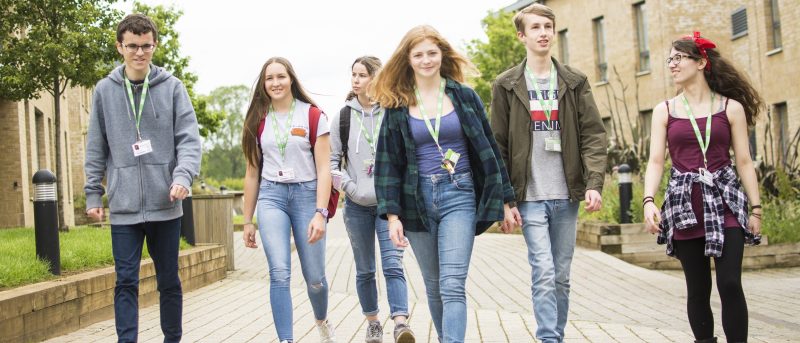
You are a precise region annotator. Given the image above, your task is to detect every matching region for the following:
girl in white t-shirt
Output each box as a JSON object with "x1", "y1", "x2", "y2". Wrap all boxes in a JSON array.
[{"x1": 240, "y1": 57, "x2": 335, "y2": 343}]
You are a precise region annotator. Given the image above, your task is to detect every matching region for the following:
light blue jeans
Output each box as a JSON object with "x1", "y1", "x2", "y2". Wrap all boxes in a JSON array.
[
  {"x1": 519, "y1": 200, "x2": 580, "y2": 343},
  {"x1": 257, "y1": 179, "x2": 328, "y2": 341},
  {"x1": 343, "y1": 199, "x2": 409, "y2": 318},
  {"x1": 406, "y1": 172, "x2": 476, "y2": 343}
]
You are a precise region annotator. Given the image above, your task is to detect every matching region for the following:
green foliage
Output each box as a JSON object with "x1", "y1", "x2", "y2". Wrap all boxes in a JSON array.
[
  {"x1": 579, "y1": 170, "x2": 669, "y2": 224},
  {"x1": 131, "y1": 2, "x2": 223, "y2": 137},
  {"x1": 761, "y1": 198, "x2": 800, "y2": 244},
  {"x1": 0, "y1": 0, "x2": 121, "y2": 101},
  {"x1": 466, "y1": 10, "x2": 526, "y2": 115},
  {"x1": 201, "y1": 85, "x2": 250, "y2": 180},
  {"x1": 0, "y1": 226, "x2": 191, "y2": 289}
]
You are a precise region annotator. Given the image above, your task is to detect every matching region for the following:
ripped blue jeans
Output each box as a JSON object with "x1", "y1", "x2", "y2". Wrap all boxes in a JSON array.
[{"x1": 257, "y1": 179, "x2": 328, "y2": 341}]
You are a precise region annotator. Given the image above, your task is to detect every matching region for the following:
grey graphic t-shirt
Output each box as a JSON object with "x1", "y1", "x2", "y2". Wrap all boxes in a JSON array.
[{"x1": 525, "y1": 72, "x2": 570, "y2": 201}]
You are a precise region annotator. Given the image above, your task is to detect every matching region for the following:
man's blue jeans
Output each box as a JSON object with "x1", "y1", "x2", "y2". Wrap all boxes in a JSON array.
[
  {"x1": 519, "y1": 200, "x2": 579, "y2": 343},
  {"x1": 343, "y1": 199, "x2": 410, "y2": 318},
  {"x1": 111, "y1": 217, "x2": 183, "y2": 343},
  {"x1": 257, "y1": 179, "x2": 328, "y2": 341},
  {"x1": 406, "y1": 172, "x2": 476, "y2": 343}
]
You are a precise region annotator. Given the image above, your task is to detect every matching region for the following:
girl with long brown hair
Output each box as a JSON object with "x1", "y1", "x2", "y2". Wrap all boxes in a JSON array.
[
  {"x1": 643, "y1": 32, "x2": 763, "y2": 343},
  {"x1": 240, "y1": 57, "x2": 336, "y2": 343},
  {"x1": 372, "y1": 25, "x2": 519, "y2": 343}
]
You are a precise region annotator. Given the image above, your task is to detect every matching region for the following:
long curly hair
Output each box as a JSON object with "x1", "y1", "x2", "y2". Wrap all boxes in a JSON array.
[{"x1": 672, "y1": 38, "x2": 763, "y2": 126}]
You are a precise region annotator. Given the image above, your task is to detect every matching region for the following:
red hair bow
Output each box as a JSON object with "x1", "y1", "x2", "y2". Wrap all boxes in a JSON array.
[{"x1": 683, "y1": 31, "x2": 716, "y2": 71}]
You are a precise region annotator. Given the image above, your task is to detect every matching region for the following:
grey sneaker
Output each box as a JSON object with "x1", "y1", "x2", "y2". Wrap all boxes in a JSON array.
[
  {"x1": 365, "y1": 320, "x2": 383, "y2": 343},
  {"x1": 317, "y1": 319, "x2": 336, "y2": 343},
  {"x1": 393, "y1": 323, "x2": 415, "y2": 343}
]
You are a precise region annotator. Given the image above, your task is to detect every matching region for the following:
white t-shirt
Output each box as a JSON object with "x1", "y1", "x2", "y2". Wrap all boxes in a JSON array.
[{"x1": 260, "y1": 100, "x2": 330, "y2": 182}]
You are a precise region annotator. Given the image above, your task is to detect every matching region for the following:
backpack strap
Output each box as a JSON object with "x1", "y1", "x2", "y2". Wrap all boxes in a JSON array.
[
  {"x1": 339, "y1": 106, "x2": 351, "y2": 169},
  {"x1": 308, "y1": 105, "x2": 322, "y2": 150}
]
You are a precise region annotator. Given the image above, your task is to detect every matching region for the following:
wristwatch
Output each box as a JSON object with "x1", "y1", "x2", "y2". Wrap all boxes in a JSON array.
[{"x1": 315, "y1": 208, "x2": 329, "y2": 218}]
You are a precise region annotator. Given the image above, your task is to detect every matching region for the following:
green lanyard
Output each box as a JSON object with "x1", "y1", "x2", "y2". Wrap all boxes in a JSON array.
[
  {"x1": 414, "y1": 78, "x2": 447, "y2": 153},
  {"x1": 680, "y1": 92, "x2": 716, "y2": 167},
  {"x1": 525, "y1": 63, "x2": 557, "y2": 122},
  {"x1": 352, "y1": 107, "x2": 382, "y2": 155},
  {"x1": 124, "y1": 72, "x2": 150, "y2": 139},
  {"x1": 269, "y1": 99, "x2": 296, "y2": 160}
]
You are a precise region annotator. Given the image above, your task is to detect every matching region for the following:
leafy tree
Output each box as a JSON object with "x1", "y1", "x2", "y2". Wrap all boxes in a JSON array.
[
  {"x1": 0, "y1": 0, "x2": 122, "y2": 230},
  {"x1": 201, "y1": 85, "x2": 250, "y2": 180},
  {"x1": 132, "y1": 2, "x2": 223, "y2": 138},
  {"x1": 466, "y1": 10, "x2": 526, "y2": 115}
]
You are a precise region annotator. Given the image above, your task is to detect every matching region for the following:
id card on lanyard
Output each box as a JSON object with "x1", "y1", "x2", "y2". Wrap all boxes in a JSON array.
[
  {"x1": 526, "y1": 63, "x2": 561, "y2": 152},
  {"x1": 353, "y1": 107, "x2": 382, "y2": 177},
  {"x1": 681, "y1": 93, "x2": 716, "y2": 186},
  {"x1": 270, "y1": 99, "x2": 297, "y2": 181},
  {"x1": 414, "y1": 79, "x2": 459, "y2": 174},
  {"x1": 125, "y1": 71, "x2": 153, "y2": 156}
]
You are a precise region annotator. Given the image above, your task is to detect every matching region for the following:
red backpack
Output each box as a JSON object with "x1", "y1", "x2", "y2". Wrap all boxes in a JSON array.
[{"x1": 257, "y1": 105, "x2": 340, "y2": 220}]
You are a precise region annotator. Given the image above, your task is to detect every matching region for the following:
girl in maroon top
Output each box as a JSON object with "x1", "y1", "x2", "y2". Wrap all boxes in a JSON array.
[{"x1": 643, "y1": 32, "x2": 763, "y2": 343}]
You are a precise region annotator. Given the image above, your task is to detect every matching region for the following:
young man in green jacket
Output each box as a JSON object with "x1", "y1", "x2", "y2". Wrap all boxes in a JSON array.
[{"x1": 490, "y1": 4, "x2": 607, "y2": 343}]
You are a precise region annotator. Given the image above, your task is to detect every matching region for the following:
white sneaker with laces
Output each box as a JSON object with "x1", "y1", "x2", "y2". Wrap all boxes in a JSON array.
[{"x1": 317, "y1": 319, "x2": 336, "y2": 343}]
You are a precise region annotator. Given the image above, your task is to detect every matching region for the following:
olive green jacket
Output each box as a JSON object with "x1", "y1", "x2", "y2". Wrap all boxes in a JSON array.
[{"x1": 490, "y1": 57, "x2": 607, "y2": 202}]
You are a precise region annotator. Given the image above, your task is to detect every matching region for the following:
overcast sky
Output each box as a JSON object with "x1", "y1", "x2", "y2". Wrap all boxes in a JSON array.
[{"x1": 118, "y1": 0, "x2": 514, "y2": 115}]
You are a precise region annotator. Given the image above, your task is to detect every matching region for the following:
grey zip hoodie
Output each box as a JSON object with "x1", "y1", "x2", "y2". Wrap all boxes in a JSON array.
[
  {"x1": 329, "y1": 98, "x2": 383, "y2": 207},
  {"x1": 84, "y1": 64, "x2": 201, "y2": 225}
]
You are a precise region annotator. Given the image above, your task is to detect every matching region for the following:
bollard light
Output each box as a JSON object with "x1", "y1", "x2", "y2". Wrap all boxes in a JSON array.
[
  {"x1": 32, "y1": 169, "x2": 61, "y2": 275},
  {"x1": 219, "y1": 185, "x2": 227, "y2": 194},
  {"x1": 618, "y1": 164, "x2": 633, "y2": 224}
]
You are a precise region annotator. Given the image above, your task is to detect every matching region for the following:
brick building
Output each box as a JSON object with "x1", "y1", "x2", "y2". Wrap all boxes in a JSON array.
[
  {"x1": 505, "y1": 0, "x2": 798, "y2": 165},
  {"x1": 0, "y1": 87, "x2": 92, "y2": 228}
]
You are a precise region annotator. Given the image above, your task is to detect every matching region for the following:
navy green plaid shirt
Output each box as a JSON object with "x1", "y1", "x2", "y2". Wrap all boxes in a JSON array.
[
  {"x1": 375, "y1": 78, "x2": 515, "y2": 235},
  {"x1": 657, "y1": 165, "x2": 760, "y2": 257}
]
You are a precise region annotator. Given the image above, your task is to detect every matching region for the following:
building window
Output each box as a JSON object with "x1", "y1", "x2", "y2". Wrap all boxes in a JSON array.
[
  {"x1": 558, "y1": 29, "x2": 569, "y2": 65},
  {"x1": 633, "y1": 2, "x2": 649, "y2": 72},
  {"x1": 775, "y1": 102, "x2": 789, "y2": 161},
  {"x1": 766, "y1": 0, "x2": 782, "y2": 50},
  {"x1": 593, "y1": 17, "x2": 607, "y2": 82},
  {"x1": 731, "y1": 7, "x2": 748, "y2": 39},
  {"x1": 640, "y1": 109, "x2": 653, "y2": 141}
]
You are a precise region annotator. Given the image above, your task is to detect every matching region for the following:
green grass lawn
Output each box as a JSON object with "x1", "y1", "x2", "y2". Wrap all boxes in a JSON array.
[{"x1": 0, "y1": 226, "x2": 190, "y2": 289}]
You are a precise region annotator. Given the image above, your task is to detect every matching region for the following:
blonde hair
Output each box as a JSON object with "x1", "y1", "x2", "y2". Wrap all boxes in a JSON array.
[
  {"x1": 513, "y1": 3, "x2": 556, "y2": 33},
  {"x1": 371, "y1": 25, "x2": 474, "y2": 108}
]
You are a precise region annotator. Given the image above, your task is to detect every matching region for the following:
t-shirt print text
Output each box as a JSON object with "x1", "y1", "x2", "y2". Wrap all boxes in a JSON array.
[{"x1": 529, "y1": 89, "x2": 560, "y2": 131}]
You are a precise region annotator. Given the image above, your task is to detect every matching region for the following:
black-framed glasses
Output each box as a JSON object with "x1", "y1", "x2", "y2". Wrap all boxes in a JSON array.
[
  {"x1": 122, "y1": 43, "x2": 156, "y2": 53},
  {"x1": 666, "y1": 53, "x2": 692, "y2": 65}
]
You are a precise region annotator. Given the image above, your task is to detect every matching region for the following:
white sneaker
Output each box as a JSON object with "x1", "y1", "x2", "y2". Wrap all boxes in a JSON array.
[{"x1": 317, "y1": 319, "x2": 336, "y2": 343}]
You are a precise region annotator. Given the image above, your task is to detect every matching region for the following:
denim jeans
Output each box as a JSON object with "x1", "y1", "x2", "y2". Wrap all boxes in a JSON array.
[
  {"x1": 257, "y1": 179, "x2": 328, "y2": 341},
  {"x1": 519, "y1": 200, "x2": 580, "y2": 343},
  {"x1": 405, "y1": 172, "x2": 476, "y2": 343},
  {"x1": 111, "y1": 217, "x2": 183, "y2": 343},
  {"x1": 343, "y1": 199, "x2": 410, "y2": 318}
]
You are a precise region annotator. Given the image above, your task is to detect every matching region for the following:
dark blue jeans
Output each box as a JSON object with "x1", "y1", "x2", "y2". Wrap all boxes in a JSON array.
[{"x1": 111, "y1": 217, "x2": 183, "y2": 343}]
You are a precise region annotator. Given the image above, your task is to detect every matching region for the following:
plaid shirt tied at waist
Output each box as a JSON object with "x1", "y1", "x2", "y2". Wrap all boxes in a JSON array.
[{"x1": 657, "y1": 165, "x2": 760, "y2": 257}]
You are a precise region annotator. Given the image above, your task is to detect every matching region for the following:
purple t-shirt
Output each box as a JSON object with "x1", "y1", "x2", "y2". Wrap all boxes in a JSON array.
[{"x1": 666, "y1": 99, "x2": 741, "y2": 240}]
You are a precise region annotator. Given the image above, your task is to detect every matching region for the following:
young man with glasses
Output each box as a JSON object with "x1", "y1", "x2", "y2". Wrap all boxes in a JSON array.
[
  {"x1": 490, "y1": 4, "x2": 607, "y2": 343},
  {"x1": 84, "y1": 13, "x2": 201, "y2": 343}
]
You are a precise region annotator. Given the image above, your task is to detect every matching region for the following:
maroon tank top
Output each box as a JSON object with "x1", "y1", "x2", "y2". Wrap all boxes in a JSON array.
[{"x1": 666, "y1": 98, "x2": 741, "y2": 240}]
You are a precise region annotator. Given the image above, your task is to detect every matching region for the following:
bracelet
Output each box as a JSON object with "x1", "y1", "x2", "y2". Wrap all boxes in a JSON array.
[
  {"x1": 751, "y1": 204, "x2": 762, "y2": 210},
  {"x1": 243, "y1": 222, "x2": 255, "y2": 226}
]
